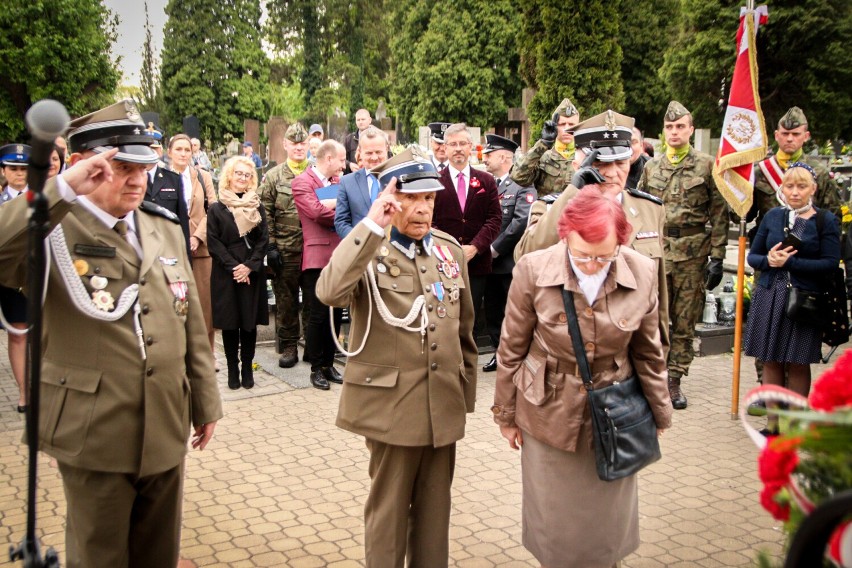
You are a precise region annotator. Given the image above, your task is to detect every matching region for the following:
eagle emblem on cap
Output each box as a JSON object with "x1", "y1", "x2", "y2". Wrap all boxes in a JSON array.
[
  {"x1": 605, "y1": 110, "x2": 616, "y2": 131},
  {"x1": 16, "y1": 145, "x2": 23, "y2": 154},
  {"x1": 124, "y1": 100, "x2": 141, "y2": 122}
]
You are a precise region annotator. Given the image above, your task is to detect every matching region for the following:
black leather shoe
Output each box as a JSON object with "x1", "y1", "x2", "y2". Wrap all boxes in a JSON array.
[
  {"x1": 482, "y1": 355, "x2": 497, "y2": 373},
  {"x1": 310, "y1": 370, "x2": 330, "y2": 390},
  {"x1": 16, "y1": 405, "x2": 26, "y2": 414},
  {"x1": 322, "y1": 366, "x2": 343, "y2": 384},
  {"x1": 278, "y1": 346, "x2": 298, "y2": 368}
]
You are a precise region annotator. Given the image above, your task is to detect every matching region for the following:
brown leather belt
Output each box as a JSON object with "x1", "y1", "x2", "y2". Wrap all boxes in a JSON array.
[{"x1": 665, "y1": 225, "x2": 705, "y2": 238}]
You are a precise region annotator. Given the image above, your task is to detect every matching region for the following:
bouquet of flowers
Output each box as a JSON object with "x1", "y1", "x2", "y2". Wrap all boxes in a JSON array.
[{"x1": 742, "y1": 349, "x2": 852, "y2": 567}]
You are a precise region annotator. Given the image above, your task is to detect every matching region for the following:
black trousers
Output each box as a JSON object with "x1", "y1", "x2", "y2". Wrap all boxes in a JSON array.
[
  {"x1": 301, "y1": 268, "x2": 342, "y2": 370},
  {"x1": 468, "y1": 274, "x2": 487, "y2": 343},
  {"x1": 483, "y1": 272, "x2": 512, "y2": 348}
]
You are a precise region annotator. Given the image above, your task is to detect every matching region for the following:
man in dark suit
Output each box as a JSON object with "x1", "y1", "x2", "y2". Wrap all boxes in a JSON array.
[
  {"x1": 334, "y1": 126, "x2": 390, "y2": 238},
  {"x1": 428, "y1": 122, "x2": 451, "y2": 171},
  {"x1": 145, "y1": 136, "x2": 190, "y2": 256},
  {"x1": 480, "y1": 134, "x2": 537, "y2": 372},
  {"x1": 432, "y1": 123, "x2": 502, "y2": 334}
]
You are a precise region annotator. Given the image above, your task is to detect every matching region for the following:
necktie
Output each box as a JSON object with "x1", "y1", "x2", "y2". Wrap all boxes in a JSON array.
[
  {"x1": 457, "y1": 172, "x2": 466, "y2": 212},
  {"x1": 114, "y1": 220, "x2": 128, "y2": 239},
  {"x1": 438, "y1": 163, "x2": 446, "y2": 171},
  {"x1": 115, "y1": 219, "x2": 142, "y2": 259},
  {"x1": 369, "y1": 175, "x2": 379, "y2": 203}
]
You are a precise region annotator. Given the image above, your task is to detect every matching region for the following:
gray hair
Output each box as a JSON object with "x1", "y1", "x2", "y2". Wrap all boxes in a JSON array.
[{"x1": 444, "y1": 123, "x2": 471, "y2": 141}]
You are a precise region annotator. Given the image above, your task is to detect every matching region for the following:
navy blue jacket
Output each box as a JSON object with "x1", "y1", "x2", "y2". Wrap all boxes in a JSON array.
[{"x1": 748, "y1": 206, "x2": 840, "y2": 293}]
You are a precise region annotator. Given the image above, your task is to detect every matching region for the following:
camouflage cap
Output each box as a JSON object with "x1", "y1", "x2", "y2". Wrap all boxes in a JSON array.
[
  {"x1": 664, "y1": 100, "x2": 691, "y2": 122},
  {"x1": 778, "y1": 106, "x2": 807, "y2": 130},
  {"x1": 285, "y1": 122, "x2": 308, "y2": 143},
  {"x1": 553, "y1": 98, "x2": 579, "y2": 118}
]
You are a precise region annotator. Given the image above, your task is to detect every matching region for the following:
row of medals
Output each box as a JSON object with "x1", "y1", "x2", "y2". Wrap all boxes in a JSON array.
[{"x1": 375, "y1": 245, "x2": 460, "y2": 319}]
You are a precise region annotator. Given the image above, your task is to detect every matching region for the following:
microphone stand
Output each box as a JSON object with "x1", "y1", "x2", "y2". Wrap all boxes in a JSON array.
[{"x1": 9, "y1": 100, "x2": 67, "y2": 568}]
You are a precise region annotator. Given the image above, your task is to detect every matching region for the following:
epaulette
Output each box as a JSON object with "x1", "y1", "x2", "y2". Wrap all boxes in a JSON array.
[
  {"x1": 431, "y1": 228, "x2": 461, "y2": 248},
  {"x1": 538, "y1": 192, "x2": 561, "y2": 204},
  {"x1": 138, "y1": 200, "x2": 180, "y2": 223},
  {"x1": 626, "y1": 187, "x2": 663, "y2": 206}
]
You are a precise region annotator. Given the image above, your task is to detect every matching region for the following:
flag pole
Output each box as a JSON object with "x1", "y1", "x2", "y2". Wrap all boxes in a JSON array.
[{"x1": 731, "y1": 218, "x2": 746, "y2": 419}]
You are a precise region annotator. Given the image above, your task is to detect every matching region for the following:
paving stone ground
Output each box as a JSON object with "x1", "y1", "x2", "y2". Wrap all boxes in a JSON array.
[{"x1": 0, "y1": 327, "x2": 841, "y2": 567}]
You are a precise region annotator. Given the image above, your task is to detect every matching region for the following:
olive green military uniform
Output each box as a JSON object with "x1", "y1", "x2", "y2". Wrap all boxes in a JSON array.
[
  {"x1": 260, "y1": 152, "x2": 305, "y2": 353},
  {"x1": 639, "y1": 146, "x2": 729, "y2": 377}
]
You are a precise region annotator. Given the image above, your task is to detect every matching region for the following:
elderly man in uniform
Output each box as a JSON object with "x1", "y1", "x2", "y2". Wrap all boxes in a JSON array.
[
  {"x1": 515, "y1": 110, "x2": 669, "y2": 353},
  {"x1": 261, "y1": 122, "x2": 311, "y2": 368},
  {"x1": 428, "y1": 121, "x2": 451, "y2": 171},
  {"x1": 480, "y1": 134, "x2": 537, "y2": 373},
  {"x1": 511, "y1": 98, "x2": 581, "y2": 197},
  {"x1": 317, "y1": 148, "x2": 478, "y2": 568},
  {"x1": 0, "y1": 100, "x2": 222, "y2": 568},
  {"x1": 638, "y1": 101, "x2": 729, "y2": 409}
]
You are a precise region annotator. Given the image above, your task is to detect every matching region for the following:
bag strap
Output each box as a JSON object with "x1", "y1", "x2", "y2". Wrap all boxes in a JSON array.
[
  {"x1": 560, "y1": 288, "x2": 594, "y2": 391},
  {"x1": 196, "y1": 170, "x2": 209, "y2": 212}
]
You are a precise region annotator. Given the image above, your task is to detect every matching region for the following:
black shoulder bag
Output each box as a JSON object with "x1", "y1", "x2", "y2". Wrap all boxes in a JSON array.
[{"x1": 561, "y1": 289, "x2": 661, "y2": 481}]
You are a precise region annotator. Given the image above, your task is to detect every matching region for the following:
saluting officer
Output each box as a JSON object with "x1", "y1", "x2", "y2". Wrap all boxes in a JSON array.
[
  {"x1": 0, "y1": 100, "x2": 223, "y2": 568},
  {"x1": 511, "y1": 97, "x2": 581, "y2": 197},
  {"x1": 481, "y1": 134, "x2": 537, "y2": 373},
  {"x1": 316, "y1": 147, "x2": 478, "y2": 568},
  {"x1": 638, "y1": 101, "x2": 729, "y2": 409},
  {"x1": 514, "y1": 110, "x2": 669, "y2": 351}
]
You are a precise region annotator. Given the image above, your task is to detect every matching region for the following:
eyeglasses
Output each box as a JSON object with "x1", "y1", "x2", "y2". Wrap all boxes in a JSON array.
[
  {"x1": 568, "y1": 245, "x2": 619, "y2": 264},
  {"x1": 445, "y1": 141, "x2": 471, "y2": 149},
  {"x1": 233, "y1": 171, "x2": 253, "y2": 179}
]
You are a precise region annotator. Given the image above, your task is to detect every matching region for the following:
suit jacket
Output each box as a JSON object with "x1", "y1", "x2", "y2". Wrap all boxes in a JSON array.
[
  {"x1": 292, "y1": 168, "x2": 341, "y2": 270},
  {"x1": 491, "y1": 175, "x2": 537, "y2": 274},
  {"x1": 0, "y1": 180, "x2": 223, "y2": 477},
  {"x1": 316, "y1": 223, "x2": 478, "y2": 448},
  {"x1": 146, "y1": 165, "x2": 191, "y2": 256},
  {"x1": 433, "y1": 167, "x2": 502, "y2": 276},
  {"x1": 334, "y1": 168, "x2": 373, "y2": 239},
  {"x1": 186, "y1": 166, "x2": 217, "y2": 258},
  {"x1": 492, "y1": 244, "x2": 672, "y2": 452}
]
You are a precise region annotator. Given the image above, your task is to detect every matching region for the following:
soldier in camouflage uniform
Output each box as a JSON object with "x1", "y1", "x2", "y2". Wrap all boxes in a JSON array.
[
  {"x1": 260, "y1": 123, "x2": 310, "y2": 368},
  {"x1": 510, "y1": 98, "x2": 580, "y2": 197},
  {"x1": 638, "y1": 101, "x2": 729, "y2": 410}
]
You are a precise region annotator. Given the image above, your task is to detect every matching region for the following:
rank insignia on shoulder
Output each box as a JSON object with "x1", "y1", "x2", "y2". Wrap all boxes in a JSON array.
[
  {"x1": 635, "y1": 231, "x2": 660, "y2": 240},
  {"x1": 626, "y1": 187, "x2": 663, "y2": 206},
  {"x1": 139, "y1": 200, "x2": 180, "y2": 223}
]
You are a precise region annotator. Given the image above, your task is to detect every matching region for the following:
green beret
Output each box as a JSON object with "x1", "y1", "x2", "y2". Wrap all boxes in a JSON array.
[
  {"x1": 553, "y1": 98, "x2": 579, "y2": 118},
  {"x1": 285, "y1": 122, "x2": 308, "y2": 143},
  {"x1": 664, "y1": 100, "x2": 690, "y2": 122},
  {"x1": 778, "y1": 106, "x2": 807, "y2": 130}
]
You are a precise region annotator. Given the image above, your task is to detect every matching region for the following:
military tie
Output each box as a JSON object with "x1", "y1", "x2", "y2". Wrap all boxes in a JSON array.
[{"x1": 114, "y1": 219, "x2": 142, "y2": 259}]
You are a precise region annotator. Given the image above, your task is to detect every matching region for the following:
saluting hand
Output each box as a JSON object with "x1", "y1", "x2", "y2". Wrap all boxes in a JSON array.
[
  {"x1": 61, "y1": 147, "x2": 119, "y2": 196},
  {"x1": 366, "y1": 177, "x2": 402, "y2": 229}
]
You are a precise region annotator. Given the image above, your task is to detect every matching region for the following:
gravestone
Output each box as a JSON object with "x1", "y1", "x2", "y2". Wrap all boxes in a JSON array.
[
  {"x1": 183, "y1": 116, "x2": 201, "y2": 139},
  {"x1": 267, "y1": 117, "x2": 287, "y2": 165},
  {"x1": 328, "y1": 109, "x2": 348, "y2": 142},
  {"x1": 244, "y1": 119, "x2": 260, "y2": 151}
]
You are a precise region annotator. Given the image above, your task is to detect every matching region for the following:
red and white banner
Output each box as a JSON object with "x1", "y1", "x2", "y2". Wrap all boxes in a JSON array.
[{"x1": 712, "y1": 5, "x2": 769, "y2": 218}]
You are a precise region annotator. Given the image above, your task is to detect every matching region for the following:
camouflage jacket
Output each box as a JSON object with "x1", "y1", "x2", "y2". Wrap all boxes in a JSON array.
[
  {"x1": 510, "y1": 140, "x2": 573, "y2": 197},
  {"x1": 259, "y1": 163, "x2": 303, "y2": 255},
  {"x1": 638, "y1": 147, "x2": 729, "y2": 263},
  {"x1": 754, "y1": 154, "x2": 842, "y2": 220}
]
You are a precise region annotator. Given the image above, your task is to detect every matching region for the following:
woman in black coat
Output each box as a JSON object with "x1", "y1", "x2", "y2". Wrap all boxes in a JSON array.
[{"x1": 207, "y1": 156, "x2": 269, "y2": 389}]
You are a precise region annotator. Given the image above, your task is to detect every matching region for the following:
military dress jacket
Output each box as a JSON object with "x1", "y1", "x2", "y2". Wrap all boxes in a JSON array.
[
  {"x1": 638, "y1": 147, "x2": 729, "y2": 263},
  {"x1": 316, "y1": 222, "x2": 478, "y2": 448},
  {"x1": 259, "y1": 163, "x2": 303, "y2": 256},
  {"x1": 146, "y1": 165, "x2": 191, "y2": 255},
  {"x1": 492, "y1": 243, "x2": 672, "y2": 452},
  {"x1": 0, "y1": 180, "x2": 223, "y2": 477},
  {"x1": 513, "y1": 185, "x2": 670, "y2": 349},
  {"x1": 510, "y1": 140, "x2": 573, "y2": 197},
  {"x1": 432, "y1": 167, "x2": 502, "y2": 276},
  {"x1": 491, "y1": 175, "x2": 537, "y2": 274}
]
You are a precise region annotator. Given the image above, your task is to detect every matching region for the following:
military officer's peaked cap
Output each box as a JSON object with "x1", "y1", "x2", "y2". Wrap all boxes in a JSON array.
[
  {"x1": 285, "y1": 122, "x2": 308, "y2": 143},
  {"x1": 553, "y1": 98, "x2": 579, "y2": 118},
  {"x1": 371, "y1": 146, "x2": 444, "y2": 193},
  {"x1": 664, "y1": 100, "x2": 691, "y2": 122},
  {"x1": 482, "y1": 134, "x2": 518, "y2": 154},
  {"x1": 0, "y1": 144, "x2": 31, "y2": 166},
  {"x1": 778, "y1": 106, "x2": 807, "y2": 130},
  {"x1": 428, "y1": 122, "x2": 451, "y2": 143},
  {"x1": 570, "y1": 110, "x2": 634, "y2": 162},
  {"x1": 67, "y1": 100, "x2": 158, "y2": 164}
]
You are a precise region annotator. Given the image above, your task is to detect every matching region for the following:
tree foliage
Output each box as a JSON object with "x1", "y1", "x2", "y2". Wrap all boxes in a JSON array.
[
  {"x1": 388, "y1": 0, "x2": 522, "y2": 137},
  {"x1": 161, "y1": 0, "x2": 270, "y2": 141},
  {"x1": 139, "y1": 1, "x2": 163, "y2": 114},
  {"x1": 519, "y1": 0, "x2": 624, "y2": 136},
  {"x1": 0, "y1": 0, "x2": 121, "y2": 142}
]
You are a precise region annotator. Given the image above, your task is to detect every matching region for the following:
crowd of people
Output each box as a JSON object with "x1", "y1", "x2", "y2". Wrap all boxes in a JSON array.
[{"x1": 0, "y1": 94, "x2": 846, "y2": 568}]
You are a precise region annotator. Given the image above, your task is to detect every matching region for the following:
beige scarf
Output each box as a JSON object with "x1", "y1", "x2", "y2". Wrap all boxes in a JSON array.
[{"x1": 218, "y1": 188, "x2": 262, "y2": 236}]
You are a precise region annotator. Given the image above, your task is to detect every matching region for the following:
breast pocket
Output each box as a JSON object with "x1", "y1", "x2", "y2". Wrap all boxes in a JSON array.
[
  {"x1": 376, "y1": 271, "x2": 414, "y2": 294},
  {"x1": 682, "y1": 177, "x2": 709, "y2": 207}
]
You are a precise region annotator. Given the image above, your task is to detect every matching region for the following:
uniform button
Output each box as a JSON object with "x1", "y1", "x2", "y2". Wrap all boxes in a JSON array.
[
  {"x1": 146, "y1": 336, "x2": 154, "y2": 346},
  {"x1": 146, "y1": 367, "x2": 154, "y2": 376},
  {"x1": 428, "y1": 304, "x2": 433, "y2": 311},
  {"x1": 392, "y1": 284, "x2": 398, "y2": 289},
  {"x1": 416, "y1": 248, "x2": 422, "y2": 255},
  {"x1": 140, "y1": 277, "x2": 146, "y2": 285},
  {"x1": 619, "y1": 318, "x2": 628, "y2": 327},
  {"x1": 430, "y1": 363, "x2": 438, "y2": 370},
  {"x1": 94, "y1": 266, "x2": 101, "y2": 274},
  {"x1": 59, "y1": 377, "x2": 66, "y2": 385},
  {"x1": 365, "y1": 377, "x2": 372, "y2": 383},
  {"x1": 584, "y1": 307, "x2": 594, "y2": 317},
  {"x1": 425, "y1": 287, "x2": 431, "y2": 294},
  {"x1": 429, "y1": 324, "x2": 436, "y2": 331},
  {"x1": 430, "y1": 343, "x2": 437, "y2": 351},
  {"x1": 559, "y1": 313, "x2": 567, "y2": 323},
  {"x1": 420, "y1": 265, "x2": 427, "y2": 273},
  {"x1": 585, "y1": 342, "x2": 595, "y2": 351},
  {"x1": 142, "y1": 305, "x2": 150, "y2": 314},
  {"x1": 353, "y1": 238, "x2": 361, "y2": 245}
]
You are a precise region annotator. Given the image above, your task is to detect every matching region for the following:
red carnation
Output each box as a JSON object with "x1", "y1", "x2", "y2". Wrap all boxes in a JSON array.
[
  {"x1": 809, "y1": 349, "x2": 852, "y2": 411},
  {"x1": 758, "y1": 442, "x2": 799, "y2": 485},
  {"x1": 760, "y1": 483, "x2": 791, "y2": 521}
]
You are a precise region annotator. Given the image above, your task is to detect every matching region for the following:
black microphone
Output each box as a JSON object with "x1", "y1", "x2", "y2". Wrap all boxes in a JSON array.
[{"x1": 25, "y1": 99, "x2": 70, "y2": 193}]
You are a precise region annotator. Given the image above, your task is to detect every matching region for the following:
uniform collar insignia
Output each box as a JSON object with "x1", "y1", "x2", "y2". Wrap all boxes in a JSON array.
[{"x1": 389, "y1": 227, "x2": 433, "y2": 259}]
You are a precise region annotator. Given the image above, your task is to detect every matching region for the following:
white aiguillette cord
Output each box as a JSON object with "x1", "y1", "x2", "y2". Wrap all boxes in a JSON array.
[
  {"x1": 48, "y1": 225, "x2": 147, "y2": 359},
  {"x1": 331, "y1": 261, "x2": 429, "y2": 357}
]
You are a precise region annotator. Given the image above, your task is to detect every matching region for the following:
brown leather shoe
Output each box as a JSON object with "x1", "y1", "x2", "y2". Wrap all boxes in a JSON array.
[
  {"x1": 278, "y1": 346, "x2": 298, "y2": 368},
  {"x1": 668, "y1": 374, "x2": 688, "y2": 410}
]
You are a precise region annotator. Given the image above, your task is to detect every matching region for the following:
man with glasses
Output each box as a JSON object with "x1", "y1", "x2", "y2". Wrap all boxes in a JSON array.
[{"x1": 432, "y1": 123, "x2": 502, "y2": 339}]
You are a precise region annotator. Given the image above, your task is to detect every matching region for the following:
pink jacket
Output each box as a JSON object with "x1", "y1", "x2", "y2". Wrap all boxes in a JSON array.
[{"x1": 292, "y1": 168, "x2": 341, "y2": 270}]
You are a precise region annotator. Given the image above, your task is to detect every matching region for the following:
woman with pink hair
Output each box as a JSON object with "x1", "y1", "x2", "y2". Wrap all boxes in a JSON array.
[{"x1": 492, "y1": 187, "x2": 672, "y2": 568}]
